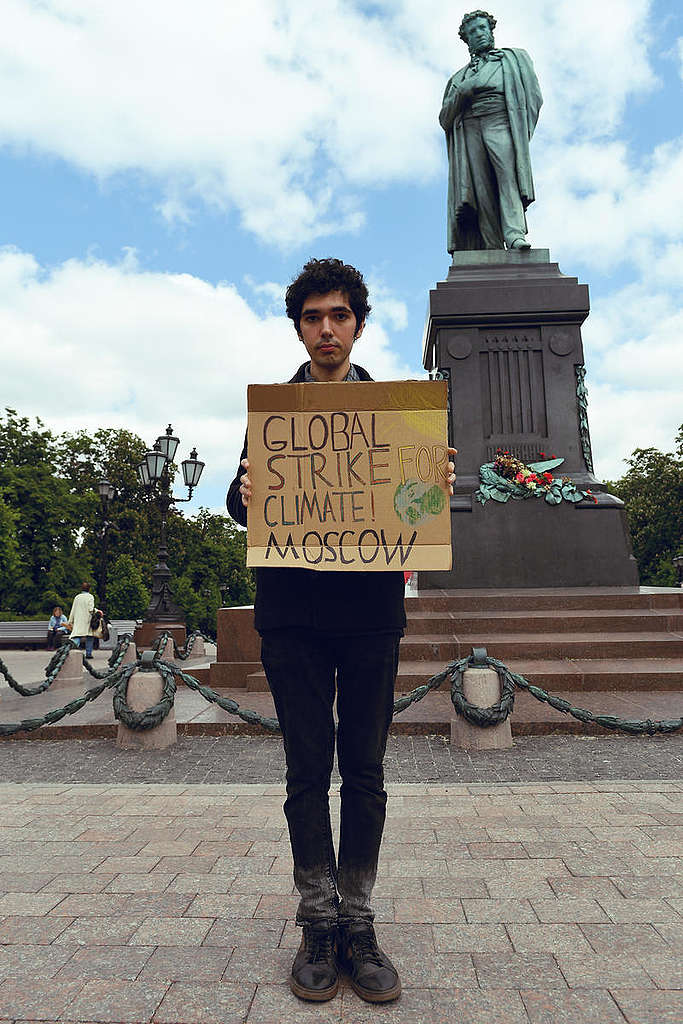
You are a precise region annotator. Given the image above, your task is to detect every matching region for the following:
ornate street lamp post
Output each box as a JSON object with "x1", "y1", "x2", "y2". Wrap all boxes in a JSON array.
[
  {"x1": 136, "y1": 425, "x2": 205, "y2": 626},
  {"x1": 97, "y1": 478, "x2": 116, "y2": 613}
]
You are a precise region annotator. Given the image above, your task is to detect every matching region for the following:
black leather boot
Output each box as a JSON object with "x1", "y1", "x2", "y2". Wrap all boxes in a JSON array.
[
  {"x1": 290, "y1": 923, "x2": 339, "y2": 1001},
  {"x1": 338, "y1": 921, "x2": 401, "y2": 1003}
]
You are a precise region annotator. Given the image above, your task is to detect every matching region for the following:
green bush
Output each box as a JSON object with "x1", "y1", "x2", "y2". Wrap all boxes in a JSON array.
[
  {"x1": 106, "y1": 554, "x2": 150, "y2": 619},
  {"x1": 606, "y1": 425, "x2": 682, "y2": 586}
]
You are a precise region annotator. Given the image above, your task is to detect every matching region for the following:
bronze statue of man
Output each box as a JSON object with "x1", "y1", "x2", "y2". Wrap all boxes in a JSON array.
[{"x1": 439, "y1": 10, "x2": 542, "y2": 253}]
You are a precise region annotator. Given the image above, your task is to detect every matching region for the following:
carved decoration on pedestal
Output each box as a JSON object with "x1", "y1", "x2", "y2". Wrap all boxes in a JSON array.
[{"x1": 575, "y1": 364, "x2": 595, "y2": 474}]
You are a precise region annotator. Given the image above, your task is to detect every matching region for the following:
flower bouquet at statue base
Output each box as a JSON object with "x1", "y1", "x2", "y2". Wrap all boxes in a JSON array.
[{"x1": 474, "y1": 450, "x2": 598, "y2": 506}]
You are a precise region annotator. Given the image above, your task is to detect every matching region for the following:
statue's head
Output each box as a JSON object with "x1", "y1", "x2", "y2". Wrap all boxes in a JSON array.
[{"x1": 459, "y1": 10, "x2": 496, "y2": 54}]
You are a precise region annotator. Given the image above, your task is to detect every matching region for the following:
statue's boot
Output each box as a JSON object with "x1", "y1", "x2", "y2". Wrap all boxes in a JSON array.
[{"x1": 509, "y1": 238, "x2": 531, "y2": 250}]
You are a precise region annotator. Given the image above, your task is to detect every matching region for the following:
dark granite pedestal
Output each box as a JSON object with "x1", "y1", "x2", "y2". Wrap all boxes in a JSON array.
[{"x1": 422, "y1": 249, "x2": 638, "y2": 588}]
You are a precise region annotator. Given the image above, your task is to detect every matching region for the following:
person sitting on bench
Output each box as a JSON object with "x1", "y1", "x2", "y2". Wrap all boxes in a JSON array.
[{"x1": 47, "y1": 606, "x2": 70, "y2": 649}]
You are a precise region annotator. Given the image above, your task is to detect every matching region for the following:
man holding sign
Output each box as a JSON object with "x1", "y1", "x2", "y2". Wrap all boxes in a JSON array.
[{"x1": 227, "y1": 259, "x2": 455, "y2": 1004}]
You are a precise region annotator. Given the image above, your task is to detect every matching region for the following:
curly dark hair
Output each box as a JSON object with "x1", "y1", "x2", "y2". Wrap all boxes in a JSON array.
[
  {"x1": 458, "y1": 10, "x2": 497, "y2": 44},
  {"x1": 285, "y1": 258, "x2": 371, "y2": 337}
]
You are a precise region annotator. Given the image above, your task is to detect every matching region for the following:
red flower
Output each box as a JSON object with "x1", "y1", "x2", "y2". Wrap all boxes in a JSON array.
[{"x1": 539, "y1": 451, "x2": 546, "y2": 457}]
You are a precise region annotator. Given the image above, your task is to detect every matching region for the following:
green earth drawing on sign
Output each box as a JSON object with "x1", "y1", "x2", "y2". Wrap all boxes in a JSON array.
[{"x1": 394, "y1": 480, "x2": 446, "y2": 525}]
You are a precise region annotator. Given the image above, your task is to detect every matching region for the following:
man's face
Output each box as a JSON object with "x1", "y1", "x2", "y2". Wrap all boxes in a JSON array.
[
  {"x1": 464, "y1": 17, "x2": 494, "y2": 54},
  {"x1": 298, "y1": 289, "x2": 364, "y2": 381}
]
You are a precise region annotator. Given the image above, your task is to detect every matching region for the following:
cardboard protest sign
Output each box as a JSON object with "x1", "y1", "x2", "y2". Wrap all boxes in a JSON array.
[{"x1": 246, "y1": 380, "x2": 452, "y2": 571}]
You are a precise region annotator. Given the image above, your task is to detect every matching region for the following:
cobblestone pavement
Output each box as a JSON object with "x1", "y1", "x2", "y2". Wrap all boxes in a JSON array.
[
  {"x1": 0, "y1": 732, "x2": 681, "y2": 784},
  {"x1": 0, "y1": 780, "x2": 681, "y2": 1023}
]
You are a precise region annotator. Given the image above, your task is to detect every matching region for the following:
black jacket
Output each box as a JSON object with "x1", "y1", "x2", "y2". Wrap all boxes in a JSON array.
[{"x1": 226, "y1": 362, "x2": 406, "y2": 635}]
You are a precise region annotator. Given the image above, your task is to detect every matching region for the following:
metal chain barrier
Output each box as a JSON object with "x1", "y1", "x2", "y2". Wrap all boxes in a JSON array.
[
  {"x1": 497, "y1": 661, "x2": 683, "y2": 736},
  {"x1": 0, "y1": 665, "x2": 131, "y2": 737},
  {"x1": 1, "y1": 643, "x2": 680, "y2": 738},
  {"x1": 391, "y1": 659, "x2": 467, "y2": 716},
  {"x1": 152, "y1": 629, "x2": 216, "y2": 661},
  {"x1": 0, "y1": 635, "x2": 135, "y2": 697},
  {"x1": 0, "y1": 641, "x2": 80, "y2": 697},
  {"x1": 154, "y1": 657, "x2": 281, "y2": 732},
  {"x1": 152, "y1": 632, "x2": 171, "y2": 660},
  {"x1": 443, "y1": 654, "x2": 682, "y2": 735},
  {"x1": 83, "y1": 634, "x2": 136, "y2": 679}
]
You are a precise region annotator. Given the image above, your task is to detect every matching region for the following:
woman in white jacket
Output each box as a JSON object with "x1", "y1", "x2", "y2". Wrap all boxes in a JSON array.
[{"x1": 67, "y1": 582, "x2": 96, "y2": 659}]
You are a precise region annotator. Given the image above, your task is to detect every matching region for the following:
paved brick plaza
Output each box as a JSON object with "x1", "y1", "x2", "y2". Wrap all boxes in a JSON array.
[
  {"x1": 0, "y1": 768, "x2": 681, "y2": 1023},
  {"x1": 0, "y1": 647, "x2": 681, "y2": 1021}
]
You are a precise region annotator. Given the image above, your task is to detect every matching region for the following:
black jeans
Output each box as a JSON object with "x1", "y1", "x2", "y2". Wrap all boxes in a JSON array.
[{"x1": 261, "y1": 630, "x2": 400, "y2": 928}]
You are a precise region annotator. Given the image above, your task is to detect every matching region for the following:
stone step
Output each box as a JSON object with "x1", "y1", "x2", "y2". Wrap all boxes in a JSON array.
[
  {"x1": 398, "y1": 636, "x2": 460, "y2": 661},
  {"x1": 394, "y1": 658, "x2": 683, "y2": 693},
  {"x1": 405, "y1": 587, "x2": 683, "y2": 613},
  {"x1": 399, "y1": 629, "x2": 683, "y2": 661},
  {"x1": 216, "y1": 590, "x2": 683, "y2": 696},
  {"x1": 209, "y1": 661, "x2": 261, "y2": 688},
  {"x1": 452, "y1": 631, "x2": 683, "y2": 661},
  {"x1": 405, "y1": 608, "x2": 683, "y2": 634},
  {"x1": 245, "y1": 655, "x2": 683, "y2": 693}
]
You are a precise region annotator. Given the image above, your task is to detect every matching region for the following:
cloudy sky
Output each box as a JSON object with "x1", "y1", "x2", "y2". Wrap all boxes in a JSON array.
[{"x1": 1, "y1": 0, "x2": 681, "y2": 513}]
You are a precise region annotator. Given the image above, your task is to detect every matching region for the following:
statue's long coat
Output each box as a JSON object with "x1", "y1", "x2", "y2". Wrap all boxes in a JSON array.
[{"x1": 439, "y1": 48, "x2": 542, "y2": 252}]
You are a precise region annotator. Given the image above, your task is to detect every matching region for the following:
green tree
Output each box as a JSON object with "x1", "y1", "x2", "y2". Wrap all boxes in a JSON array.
[
  {"x1": 0, "y1": 409, "x2": 93, "y2": 614},
  {"x1": 606, "y1": 425, "x2": 683, "y2": 586},
  {"x1": 0, "y1": 490, "x2": 21, "y2": 612},
  {"x1": 106, "y1": 554, "x2": 150, "y2": 619},
  {"x1": 55, "y1": 425, "x2": 157, "y2": 587},
  {"x1": 168, "y1": 508, "x2": 254, "y2": 633},
  {"x1": 0, "y1": 408, "x2": 253, "y2": 630},
  {"x1": 0, "y1": 410, "x2": 161, "y2": 616}
]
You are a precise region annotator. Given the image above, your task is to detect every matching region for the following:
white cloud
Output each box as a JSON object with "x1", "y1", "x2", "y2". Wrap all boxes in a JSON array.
[
  {"x1": 529, "y1": 138, "x2": 683, "y2": 269},
  {"x1": 582, "y1": 280, "x2": 683, "y2": 479},
  {"x1": 0, "y1": 246, "x2": 416, "y2": 505},
  {"x1": 589, "y1": 383, "x2": 682, "y2": 480},
  {"x1": 366, "y1": 279, "x2": 409, "y2": 332},
  {"x1": 0, "y1": 0, "x2": 442, "y2": 246},
  {"x1": 0, "y1": 1, "x2": 673, "y2": 250},
  {"x1": 156, "y1": 193, "x2": 192, "y2": 227},
  {"x1": 1, "y1": 1, "x2": 680, "y2": 490},
  {"x1": 243, "y1": 276, "x2": 286, "y2": 317}
]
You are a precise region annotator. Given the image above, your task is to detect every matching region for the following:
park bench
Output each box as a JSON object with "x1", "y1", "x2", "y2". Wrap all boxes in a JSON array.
[{"x1": 0, "y1": 619, "x2": 139, "y2": 650}]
